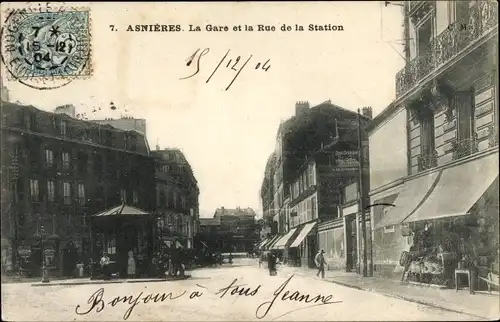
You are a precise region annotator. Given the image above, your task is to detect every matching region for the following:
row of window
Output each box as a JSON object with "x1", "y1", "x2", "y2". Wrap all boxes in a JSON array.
[
  {"x1": 158, "y1": 164, "x2": 187, "y2": 174},
  {"x1": 158, "y1": 215, "x2": 192, "y2": 236},
  {"x1": 44, "y1": 149, "x2": 71, "y2": 168},
  {"x1": 23, "y1": 114, "x2": 138, "y2": 151},
  {"x1": 290, "y1": 194, "x2": 317, "y2": 227},
  {"x1": 410, "y1": 1, "x2": 471, "y2": 60},
  {"x1": 156, "y1": 184, "x2": 188, "y2": 209},
  {"x1": 290, "y1": 163, "x2": 317, "y2": 200},
  {"x1": 28, "y1": 179, "x2": 139, "y2": 205},
  {"x1": 120, "y1": 189, "x2": 139, "y2": 205},
  {"x1": 29, "y1": 179, "x2": 85, "y2": 205}
]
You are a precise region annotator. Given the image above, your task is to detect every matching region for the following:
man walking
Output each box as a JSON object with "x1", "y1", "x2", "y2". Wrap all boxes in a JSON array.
[{"x1": 315, "y1": 249, "x2": 327, "y2": 279}]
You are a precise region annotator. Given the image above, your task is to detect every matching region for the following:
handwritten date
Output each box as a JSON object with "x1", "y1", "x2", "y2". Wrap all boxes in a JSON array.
[{"x1": 180, "y1": 48, "x2": 271, "y2": 90}]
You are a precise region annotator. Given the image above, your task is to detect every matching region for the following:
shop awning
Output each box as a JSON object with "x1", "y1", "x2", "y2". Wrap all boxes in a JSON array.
[
  {"x1": 272, "y1": 228, "x2": 297, "y2": 249},
  {"x1": 290, "y1": 222, "x2": 317, "y2": 248},
  {"x1": 93, "y1": 204, "x2": 151, "y2": 217},
  {"x1": 403, "y1": 153, "x2": 499, "y2": 223},
  {"x1": 256, "y1": 238, "x2": 268, "y2": 249},
  {"x1": 374, "y1": 171, "x2": 441, "y2": 230},
  {"x1": 259, "y1": 236, "x2": 275, "y2": 250},
  {"x1": 265, "y1": 235, "x2": 282, "y2": 249}
]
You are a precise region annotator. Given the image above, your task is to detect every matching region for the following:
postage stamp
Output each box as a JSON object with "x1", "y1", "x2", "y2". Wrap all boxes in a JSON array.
[{"x1": 1, "y1": 6, "x2": 92, "y2": 89}]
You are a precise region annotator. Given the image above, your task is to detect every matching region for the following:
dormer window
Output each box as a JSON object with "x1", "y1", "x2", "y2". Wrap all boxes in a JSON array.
[{"x1": 60, "y1": 120, "x2": 67, "y2": 136}]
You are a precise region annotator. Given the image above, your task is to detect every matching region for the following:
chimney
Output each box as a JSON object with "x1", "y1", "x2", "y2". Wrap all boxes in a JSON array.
[
  {"x1": 295, "y1": 101, "x2": 310, "y2": 117},
  {"x1": 362, "y1": 106, "x2": 373, "y2": 120},
  {"x1": 54, "y1": 104, "x2": 76, "y2": 118}
]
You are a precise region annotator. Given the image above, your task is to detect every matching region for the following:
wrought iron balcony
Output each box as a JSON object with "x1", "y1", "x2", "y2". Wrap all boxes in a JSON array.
[
  {"x1": 452, "y1": 138, "x2": 479, "y2": 161},
  {"x1": 488, "y1": 125, "x2": 499, "y2": 148},
  {"x1": 417, "y1": 150, "x2": 438, "y2": 172},
  {"x1": 396, "y1": 1, "x2": 498, "y2": 98}
]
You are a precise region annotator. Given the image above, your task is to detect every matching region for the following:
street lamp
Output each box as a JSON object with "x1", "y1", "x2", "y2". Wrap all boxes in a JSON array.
[
  {"x1": 157, "y1": 216, "x2": 165, "y2": 253},
  {"x1": 40, "y1": 225, "x2": 49, "y2": 283}
]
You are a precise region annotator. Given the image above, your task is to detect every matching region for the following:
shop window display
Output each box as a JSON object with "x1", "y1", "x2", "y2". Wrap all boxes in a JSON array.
[{"x1": 399, "y1": 212, "x2": 499, "y2": 291}]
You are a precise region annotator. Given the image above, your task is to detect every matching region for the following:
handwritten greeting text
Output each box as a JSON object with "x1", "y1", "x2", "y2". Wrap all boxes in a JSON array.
[
  {"x1": 179, "y1": 48, "x2": 271, "y2": 90},
  {"x1": 74, "y1": 275, "x2": 340, "y2": 320}
]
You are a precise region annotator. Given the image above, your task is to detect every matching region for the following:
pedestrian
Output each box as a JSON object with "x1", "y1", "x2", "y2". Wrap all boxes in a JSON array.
[
  {"x1": 315, "y1": 249, "x2": 327, "y2": 279},
  {"x1": 127, "y1": 251, "x2": 136, "y2": 278},
  {"x1": 267, "y1": 251, "x2": 277, "y2": 276},
  {"x1": 100, "y1": 252, "x2": 111, "y2": 280}
]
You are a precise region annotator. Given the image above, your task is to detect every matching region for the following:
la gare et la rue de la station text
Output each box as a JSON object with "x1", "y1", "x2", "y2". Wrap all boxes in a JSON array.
[{"x1": 125, "y1": 24, "x2": 344, "y2": 32}]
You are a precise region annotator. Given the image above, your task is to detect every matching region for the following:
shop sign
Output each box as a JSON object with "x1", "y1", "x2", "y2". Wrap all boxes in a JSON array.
[
  {"x1": 44, "y1": 248, "x2": 56, "y2": 267},
  {"x1": 344, "y1": 181, "x2": 358, "y2": 203},
  {"x1": 18, "y1": 246, "x2": 31, "y2": 258}
]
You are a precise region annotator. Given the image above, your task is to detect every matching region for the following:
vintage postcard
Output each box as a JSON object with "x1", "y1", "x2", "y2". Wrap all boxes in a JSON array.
[{"x1": 1, "y1": 1, "x2": 499, "y2": 321}]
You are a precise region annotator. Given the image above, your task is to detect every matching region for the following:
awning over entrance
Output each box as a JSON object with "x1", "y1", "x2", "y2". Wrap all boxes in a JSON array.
[
  {"x1": 256, "y1": 238, "x2": 268, "y2": 249},
  {"x1": 93, "y1": 204, "x2": 150, "y2": 217},
  {"x1": 272, "y1": 228, "x2": 297, "y2": 250},
  {"x1": 290, "y1": 222, "x2": 316, "y2": 248},
  {"x1": 403, "y1": 153, "x2": 499, "y2": 223},
  {"x1": 374, "y1": 171, "x2": 441, "y2": 230},
  {"x1": 259, "y1": 236, "x2": 274, "y2": 249},
  {"x1": 265, "y1": 235, "x2": 282, "y2": 249}
]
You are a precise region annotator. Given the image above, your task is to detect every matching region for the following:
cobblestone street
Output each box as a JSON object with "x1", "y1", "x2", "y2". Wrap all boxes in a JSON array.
[{"x1": 1, "y1": 260, "x2": 486, "y2": 321}]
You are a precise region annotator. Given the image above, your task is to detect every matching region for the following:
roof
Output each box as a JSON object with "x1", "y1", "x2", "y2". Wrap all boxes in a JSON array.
[
  {"x1": 93, "y1": 204, "x2": 151, "y2": 217},
  {"x1": 199, "y1": 217, "x2": 221, "y2": 226},
  {"x1": 214, "y1": 207, "x2": 257, "y2": 218}
]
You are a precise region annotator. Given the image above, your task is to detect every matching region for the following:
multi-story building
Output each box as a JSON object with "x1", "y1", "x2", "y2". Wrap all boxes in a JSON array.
[
  {"x1": 369, "y1": 0, "x2": 498, "y2": 283},
  {"x1": 93, "y1": 116, "x2": 147, "y2": 136},
  {"x1": 1, "y1": 101, "x2": 155, "y2": 276},
  {"x1": 260, "y1": 152, "x2": 278, "y2": 242},
  {"x1": 194, "y1": 217, "x2": 222, "y2": 251},
  {"x1": 260, "y1": 100, "x2": 371, "y2": 268},
  {"x1": 151, "y1": 147, "x2": 199, "y2": 250},
  {"x1": 212, "y1": 207, "x2": 260, "y2": 252}
]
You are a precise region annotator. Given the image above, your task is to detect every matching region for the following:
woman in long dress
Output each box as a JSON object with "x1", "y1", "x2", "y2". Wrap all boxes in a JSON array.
[{"x1": 127, "y1": 251, "x2": 136, "y2": 278}]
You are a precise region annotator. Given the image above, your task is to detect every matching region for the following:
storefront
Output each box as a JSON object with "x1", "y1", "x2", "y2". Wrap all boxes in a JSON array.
[
  {"x1": 288, "y1": 221, "x2": 317, "y2": 268},
  {"x1": 272, "y1": 227, "x2": 299, "y2": 264},
  {"x1": 262, "y1": 234, "x2": 281, "y2": 251},
  {"x1": 13, "y1": 235, "x2": 60, "y2": 277},
  {"x1": 91, "y1": 204, "x2": 155, "y2": 278},
  {"x1": 1, "y1": 238, "x2": 13, "y2": 274},
  {"x1": 398, "y1": 152, "x2": 499, "y2": 289},
  {"x1": 317, "y1": 219, "x2": 345, "y2": 271},
  {"x1": 372, "y1": 169, "x2": 442, "y2": 279}
]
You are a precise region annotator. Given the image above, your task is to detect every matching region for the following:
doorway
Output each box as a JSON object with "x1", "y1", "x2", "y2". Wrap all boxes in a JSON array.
[
  {"x1": 344, "y1": 214, "x2": 358, "y2": 272},
  {"x1": 307, "y1": 235, "x2": 318, "y2": 268}
]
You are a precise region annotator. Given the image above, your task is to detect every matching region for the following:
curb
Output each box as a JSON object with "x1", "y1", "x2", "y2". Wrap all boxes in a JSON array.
[
  {"x1": 325, "y1": 279, "x2": 490, "y2": 320},
  {"x1": 31, "y1": 276, "x2": 191, "y2": 287},
  {"x1": 283, "y1": 268, "x2": 492, "y2": 320}
]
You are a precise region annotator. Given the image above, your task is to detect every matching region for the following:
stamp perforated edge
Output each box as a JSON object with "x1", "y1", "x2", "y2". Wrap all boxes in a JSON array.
[{"x1": 1, "y1": 5, "x2": 94, "y2": 82}]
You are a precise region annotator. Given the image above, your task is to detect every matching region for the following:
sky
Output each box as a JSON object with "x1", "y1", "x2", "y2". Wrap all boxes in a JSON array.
[{"x1": 1, "y1": 1, "x2": 405, "y2": 218}]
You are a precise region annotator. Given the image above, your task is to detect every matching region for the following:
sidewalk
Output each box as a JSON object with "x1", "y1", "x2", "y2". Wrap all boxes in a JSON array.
[
  {"x1": 277, "y1": 264, "x2": 500, "y2": 320},
  {"x1": 30, "y1": 275, "x2": 191, "y2": 287}
]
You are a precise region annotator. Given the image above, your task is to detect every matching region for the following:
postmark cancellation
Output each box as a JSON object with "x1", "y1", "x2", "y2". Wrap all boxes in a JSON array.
[{"x1": 1, "y1": 6, "x2": 92, "y2": 87}]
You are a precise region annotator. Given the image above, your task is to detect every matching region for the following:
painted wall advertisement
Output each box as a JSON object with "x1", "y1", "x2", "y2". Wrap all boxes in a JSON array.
[{"x1": 333, "y1": 151, "x2": 359, "y2": 172}]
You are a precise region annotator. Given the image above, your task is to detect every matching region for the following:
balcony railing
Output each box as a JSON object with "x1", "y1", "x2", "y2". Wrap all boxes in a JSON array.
[
  {"x1": 452, "y1": 138, "x2": 479, "y2": 161},
  {"x1": 396, "y1": 1, "x2": 498, "y2": 98},
  {"x1": 417, "y1": 150, "x2": 438, "y2": 172},
  {"x1": 488, "y1": 125, "x2": 499, "y2": 148}
]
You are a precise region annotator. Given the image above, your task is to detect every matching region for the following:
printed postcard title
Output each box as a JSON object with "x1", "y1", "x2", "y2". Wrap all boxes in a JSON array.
[{"x1": 111, "y1": 23, "x2": 345, "y2": 33}]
